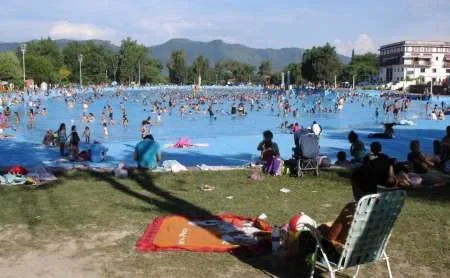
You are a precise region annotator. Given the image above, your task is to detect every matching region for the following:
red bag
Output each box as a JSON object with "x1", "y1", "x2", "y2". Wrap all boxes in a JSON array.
[{"x1": 8, "y1": 165, "x2": 28, "y2": 175}]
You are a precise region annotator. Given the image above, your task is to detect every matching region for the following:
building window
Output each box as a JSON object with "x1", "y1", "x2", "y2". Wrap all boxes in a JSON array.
[
  {"x1": 421, "y1": 68, "x2": 426, "y2": 73},
  {"x1": 447, "y1": 69, "x2": 450, "y2": 73},
  {"x1": 436, "y1": 57, "x2": 439, "y2": 61},
  {"x1": 433, "y1": 68, "x2": 437, "y2": 73}
]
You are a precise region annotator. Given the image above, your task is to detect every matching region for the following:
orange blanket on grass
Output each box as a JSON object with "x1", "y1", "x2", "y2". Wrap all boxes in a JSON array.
[{"x1": 137, "y1": 213, "x2": 272, "y2": 254}]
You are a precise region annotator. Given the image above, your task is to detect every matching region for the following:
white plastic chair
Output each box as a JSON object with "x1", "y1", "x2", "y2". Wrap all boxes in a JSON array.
[{"x1": 310, "y1": 190, "x2": 407, "y2": 278}]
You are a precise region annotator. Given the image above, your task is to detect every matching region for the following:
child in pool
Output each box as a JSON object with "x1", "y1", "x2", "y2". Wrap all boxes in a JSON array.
[
  {"x1": 122, "y1": 113, "x2": 128, "y2": 127},
  {"x1": 14, "y1": 112, "x2": 20, "y2": 128},
  {"x1": 103, "y1": 122, "x2": 109, "y2": 137},
  {"x1": 83, "y1": 126, "x2": 91, "y2": 144}
]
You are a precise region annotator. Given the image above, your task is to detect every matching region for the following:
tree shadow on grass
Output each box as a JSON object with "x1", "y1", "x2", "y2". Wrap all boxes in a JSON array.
[
  {"x1": 3, "y1": 178, "x2": 63, "y2": 237},
  {"x1": 75, "y1": 169, "x2": 319, "y2": 277},
  {"x1": 405, "y1": 185, "x2": 450, "y2": 203}
]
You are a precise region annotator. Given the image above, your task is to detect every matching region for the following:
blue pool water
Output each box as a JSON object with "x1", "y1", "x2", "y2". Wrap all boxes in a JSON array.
[{"x1": 1, "y1": 86, "x2": 449, "y2": 168}]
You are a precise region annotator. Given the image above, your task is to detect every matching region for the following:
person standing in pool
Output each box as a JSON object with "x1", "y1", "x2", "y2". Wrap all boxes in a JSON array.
[
  {"x1": 28, "y1": 109, "x2": 34, "y2": 129},
  {"x1": 375, "y1": 107, "x2": 379, "y2": 123},
  {"x1": 57, "y1": 123, "x2": 67, "y2": 156},
  {"x1": 14, "y1": 112, "x2": 20, "y2": 128},
  {"x1": 108, "y1": 105, "x2": 115, "y2": 125},
  {"x1": 122, "y1": 112, "x2": 129, "y2": 127},
  {"x1": 68, "y1": 125, "x2": 80, "y2": 160},
  {"x1": 83, "y1": 126, "x2": 91, "y2": 144},
  {"x1": 180, "y1": 105, "x2": 186, "y2": 119},
  {"x1": 208, "y1": 105, "x2": 216, "y2": 119}
]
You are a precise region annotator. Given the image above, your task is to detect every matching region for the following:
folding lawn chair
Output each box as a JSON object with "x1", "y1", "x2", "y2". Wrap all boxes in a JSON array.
[
  {"x1": 293, "y1": 133, "x2": 320, "y2": 177},
  {"x1": 309, "y1": 190, "x2": 407, "y2": 278}
]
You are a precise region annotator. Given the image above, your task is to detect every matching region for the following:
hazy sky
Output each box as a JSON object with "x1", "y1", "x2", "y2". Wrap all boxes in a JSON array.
[{"x1": 1, "y1": 0, "x2": 449, "y2": 55}]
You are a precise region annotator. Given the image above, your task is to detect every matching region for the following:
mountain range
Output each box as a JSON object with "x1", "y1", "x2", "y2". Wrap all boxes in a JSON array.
[{"x1": 0, "y1": 38, "x2": 350, "y2": 71}]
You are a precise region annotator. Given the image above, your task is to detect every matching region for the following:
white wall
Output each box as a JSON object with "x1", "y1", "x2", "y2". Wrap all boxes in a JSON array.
[{"x1": 380, "y1": 53, "x2": 450, "y2": 83}]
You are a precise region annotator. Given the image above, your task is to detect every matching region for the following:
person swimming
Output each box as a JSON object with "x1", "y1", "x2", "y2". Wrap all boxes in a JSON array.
[{"x1": 368, "y1": 123, "x2": 395, "y2": 139}]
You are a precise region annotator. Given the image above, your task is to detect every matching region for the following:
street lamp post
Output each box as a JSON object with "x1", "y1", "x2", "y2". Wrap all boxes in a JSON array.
[
  {"x1": 20, "y1": 44, "x2": 27, "y2": 86},
  {"x1": 78, "y1": 54, "x2": 83, "y2": 88},
  {"x1": 138, "y1": 60, "x2": 141, "y2": 85},
  {"x1": 287, "y1": 71, "x2": 290, "y2": 88}
]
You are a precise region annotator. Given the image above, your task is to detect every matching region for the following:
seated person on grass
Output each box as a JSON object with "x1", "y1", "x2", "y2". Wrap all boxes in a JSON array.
[
  {"x1": 134, "y1": 134, "x2": 161, "y2": 170},
  {"x1": 348, "y1": 131, "x2": 366, "y2": 163},
  {"x1": 90, "y1": 141, "x2": 109, "y2": 163},
  {"x1": 257, "y1": 130, "x2": 280, "y2": 168},
  {"x1": 300, "y1": 165, "x2": 377, "y2": 262},
  {"x1": 440, "y1": 126, "x2": 450, "y2": 167},
  {"x1": 364, "y1": 141, "x2": 418, "y2": 188},
  {"x1": 334, "y1": 151, "x2": 351, "y2": 168},
  {"x1": 408, "y1": 140, "x2": 435, "y2": 174},
  {"x1": 363, "y1": 142, "x2": 407, "y2": 187}
]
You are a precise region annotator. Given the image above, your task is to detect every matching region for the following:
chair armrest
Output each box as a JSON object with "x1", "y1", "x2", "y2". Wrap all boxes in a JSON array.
[{"x1": 303, "y1": 223, "x2": 337, "y2": 273}]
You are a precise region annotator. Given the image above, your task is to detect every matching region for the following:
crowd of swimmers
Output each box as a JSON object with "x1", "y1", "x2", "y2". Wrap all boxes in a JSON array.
[{"x1": 0, "y1": 86, "x2": 448, "y2": 169}]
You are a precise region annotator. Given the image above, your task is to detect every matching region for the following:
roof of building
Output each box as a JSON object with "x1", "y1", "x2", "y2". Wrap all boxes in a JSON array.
[{"x1": 380, "y1": 40, "x2": 450, "y2": 49}]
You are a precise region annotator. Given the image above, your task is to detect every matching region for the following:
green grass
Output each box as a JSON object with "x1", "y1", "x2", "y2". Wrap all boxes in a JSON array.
[{"x1": 0, "y1": 169, "x2": 449, "y2": 277}]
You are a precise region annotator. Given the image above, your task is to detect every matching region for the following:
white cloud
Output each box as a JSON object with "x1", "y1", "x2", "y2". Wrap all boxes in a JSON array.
[
  {"x1": 138, "y1": 16, "x2": 215, "y2": 37},
  {"x1": 48, "y1": 21, "x2": 117, "y2": 41},
  {"x1": 334, "y1": 34, "x2": 377, "y2": 56}
]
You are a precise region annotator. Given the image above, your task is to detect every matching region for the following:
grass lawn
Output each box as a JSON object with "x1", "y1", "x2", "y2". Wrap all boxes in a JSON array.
[{"x1": 0, "y1": 169, "x2": 449, "y2": 277}]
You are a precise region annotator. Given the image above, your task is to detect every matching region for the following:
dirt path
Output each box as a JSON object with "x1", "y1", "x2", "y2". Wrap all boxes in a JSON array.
[{"x1": 0, "y1": 226, "x2": 130, "y2": 278}]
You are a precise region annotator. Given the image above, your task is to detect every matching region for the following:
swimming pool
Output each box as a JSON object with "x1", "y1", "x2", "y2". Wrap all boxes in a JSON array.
[{"x1": 1, "y1": 86, "x2": 449, "y2": 168}]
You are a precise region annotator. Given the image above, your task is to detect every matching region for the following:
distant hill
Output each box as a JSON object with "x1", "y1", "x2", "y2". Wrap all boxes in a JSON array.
[
  {"x1": 149, "y1": 39, "x2": 350, "y2": 70},
  {"x1": 0, "y1": 38, "x2": 350, "y2": 71}
]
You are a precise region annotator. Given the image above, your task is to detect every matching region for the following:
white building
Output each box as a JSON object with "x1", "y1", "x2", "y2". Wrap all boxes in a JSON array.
[{"x1": 379, "y1": 41, "x2": 450, "y2": 84}]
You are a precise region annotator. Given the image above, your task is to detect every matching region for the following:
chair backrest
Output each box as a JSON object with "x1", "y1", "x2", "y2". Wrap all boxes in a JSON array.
[
  {"x1": 300, "y1": 134, "x2": 320, "y2": 158},
  {"x1": 338, "y1": 190, "x2": 406, "y2": 269}
]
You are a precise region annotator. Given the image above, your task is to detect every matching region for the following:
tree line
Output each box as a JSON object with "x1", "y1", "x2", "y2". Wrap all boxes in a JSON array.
[{"x1": 0, "y1": 37, "x2": 379, "y2": 87}]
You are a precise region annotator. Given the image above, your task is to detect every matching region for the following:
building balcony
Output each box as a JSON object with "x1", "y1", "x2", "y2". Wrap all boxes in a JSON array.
[
  {"x1": 444, "y1": 62, "x2": 450, "y2": 68},
  {"x1": 404, "y1": 61, "x2": 431, "y2": 67}
]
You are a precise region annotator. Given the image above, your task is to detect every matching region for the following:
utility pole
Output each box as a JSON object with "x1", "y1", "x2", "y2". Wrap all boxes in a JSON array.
[
  {"x1": 352, "y1": 75, "x2": 356, "y2": 90},
  {"x1": 20, "y1": 44, "x2": 27, "y2": 87},
  {"x1": 78, "y1": 54, "x2": 83, "y2": 88},
  {"x1": 216, "y1": 74, "x2": 218, "y2": 85}
]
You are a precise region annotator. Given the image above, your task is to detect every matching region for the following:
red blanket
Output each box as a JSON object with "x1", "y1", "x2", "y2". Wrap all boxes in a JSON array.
[{"x1": 137, "y1": 213, "x2": 272, "y2": 254}]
